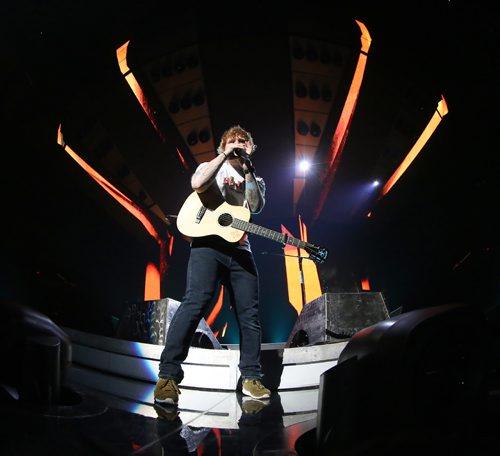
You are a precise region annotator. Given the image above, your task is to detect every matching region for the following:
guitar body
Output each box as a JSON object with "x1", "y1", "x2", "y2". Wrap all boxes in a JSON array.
[
  {"x1": 177, "y1": 191, "x2": 251, "y2": 243},
  {"x1": 176, "y1": 191, "x2": 329, "y2": 263}
]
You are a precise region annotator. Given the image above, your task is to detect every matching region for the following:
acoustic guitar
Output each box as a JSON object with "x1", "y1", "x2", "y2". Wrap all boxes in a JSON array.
[{"x1": 176, "y1": 192, "x2": 328, "y2": 264}]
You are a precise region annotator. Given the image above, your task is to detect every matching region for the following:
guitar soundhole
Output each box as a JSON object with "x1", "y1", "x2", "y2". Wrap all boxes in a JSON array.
[{"x1": 218, "y1": 213, "x2": 233, "y2": 227}]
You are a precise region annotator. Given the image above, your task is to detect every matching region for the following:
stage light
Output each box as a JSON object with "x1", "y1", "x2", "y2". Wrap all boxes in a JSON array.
[
  {"x1": 295, "y1": 80, "x2": 307, "y2": 98},
  {"x1": 292, "y1": 40, "x2": 305, "y2": 60},
  {"x1": 372, "y1": 180, "x2": 380, "y2": 187},
  {"x1": 310, "y1": 122, "x2": 321, "y2": 137},
  {"x1": 186, "y1": 52, "x2": 199, "y2": 69},
  {"x1": 161, "y1": 61, "x2": 172, "y2": 78},
  {"x1": 298, "y1": 159, "x2": 311, "y2": 173},
  {"x1": 308, "y1": 82, "x2": 320, "y2": 100},
  {"x1": 297, "y1": 120, "x2": 309, "y2": 136},
  {"x1": 173, "y1": 55, "x2": 185, "y2": 72},
  {"x1": 198, "y1": 128, "x2": 210, "y2": 143},
  {"x1": 192, "y1": 89, "x2": 205, "y2": 106},
  {"x1": 187, "y1": 131, "x2": 198, "y2": 146},
  {"x1": 306, "y1": 42, "x2": 318, "y2": 61},
  {"x1": 180, "y1": 92, "x2": 192, "y2": 110},
  {"x1": 320, "y1": 46, "x2": 331, "y2": 64},
  {"x1": 168, "y1": 97, "x2": 180, "y2": 114},
  {"x1": 322, "y1": 85, "x2": 333, "y2": 102}
]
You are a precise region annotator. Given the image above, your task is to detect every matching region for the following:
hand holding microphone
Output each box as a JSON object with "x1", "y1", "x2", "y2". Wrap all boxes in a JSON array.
[{"x1": 232, "y1": 148, "x2": 255, "y2": 174}]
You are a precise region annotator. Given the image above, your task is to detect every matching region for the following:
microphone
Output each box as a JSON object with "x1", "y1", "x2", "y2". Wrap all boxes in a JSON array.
[{"x1": 232, "y1": 147, "x2": 245, "y2": 156}]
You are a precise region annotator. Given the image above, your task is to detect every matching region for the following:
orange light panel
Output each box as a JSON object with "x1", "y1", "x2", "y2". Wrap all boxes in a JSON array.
[
  {"x1": 282, "y1": 221, "x2": 323, "y2": 315},
  {"x1": 379, "y1": 96, "x2": 449, "y2": 198},
  {"x1": 298, "y1": 217, "x2": 322, "y2": 304},
  {"x1": 361, "y1": 277, "x2": 371, "y2": 291},
  {"x1": 144, "y1": 262, "x2": 161, "y2": 300},
  {"x1": 57, "y1": 126, "x2": 162, "y2": 243},
  {"x1": 116, "y1": 41, "x2": 165, "y2": 141},
  {"x1": 282, "y1": 225, "x2": 304, "y2": 315},
  {"x1": 313, "y1": 20, "x2": 372, "y2": 224}
]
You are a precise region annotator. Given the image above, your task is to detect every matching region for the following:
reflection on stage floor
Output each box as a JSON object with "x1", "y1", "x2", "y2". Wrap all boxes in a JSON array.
[{"x1": 1, "y1": 377, "x2": 318, "y2": 455}]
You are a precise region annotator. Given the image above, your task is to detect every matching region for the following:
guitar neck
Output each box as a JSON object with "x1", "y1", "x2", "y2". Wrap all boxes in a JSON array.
[{"x1": 232, "y1": 218, "x2": 306, "y2": 249}]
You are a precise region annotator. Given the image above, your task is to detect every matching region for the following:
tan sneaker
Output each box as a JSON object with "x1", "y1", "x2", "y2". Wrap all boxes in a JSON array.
[
  {"x1": 154, "y1": 378, "x2": 180, "y2": 404},
  {"x1": 241, "y1": 396, "x2": 269, "y2": 415},
  {"x1": 153, "y1": 403, "x2": 180, "y2": 421},
  {"x1": 242, "y1": 379, "x2": 271, "y2": 399}
]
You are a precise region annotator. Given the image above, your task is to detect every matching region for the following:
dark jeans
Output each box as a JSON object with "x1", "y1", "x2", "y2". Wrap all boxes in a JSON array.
[{"x1": 159, "y1": 245, "x2": 263, "y2": 383}]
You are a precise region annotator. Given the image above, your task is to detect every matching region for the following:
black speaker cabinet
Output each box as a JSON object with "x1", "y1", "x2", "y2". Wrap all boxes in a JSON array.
[
  {"x1": 285, "y1": 292, "x2": 389, "y2": 347},
  {"x1": 116, "y1": 297, "x2": 221, "y2": 349}
]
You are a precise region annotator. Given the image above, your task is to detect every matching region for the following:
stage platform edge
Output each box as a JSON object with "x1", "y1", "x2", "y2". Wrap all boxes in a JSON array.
[{"x1": 63, "y1": 327, "x2": 348, "y2": 391}]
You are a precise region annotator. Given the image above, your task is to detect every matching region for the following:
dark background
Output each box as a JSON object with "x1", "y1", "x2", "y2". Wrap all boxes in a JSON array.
[{"x1": 2, "y1": 1, "x2": 498, "y2": 342}]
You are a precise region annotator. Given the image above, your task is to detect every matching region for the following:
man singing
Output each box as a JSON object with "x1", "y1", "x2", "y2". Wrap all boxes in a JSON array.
[{"x1": 154, "y1": 125, "x2": 270, "y2": 405}]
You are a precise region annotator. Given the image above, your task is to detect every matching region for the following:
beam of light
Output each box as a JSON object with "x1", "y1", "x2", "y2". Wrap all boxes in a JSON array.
[
  {"x1": 312, "y1": 20, "x2": 372, "y2": 224},
  {"x1": 282, "y1": 220, "x2": 322, "y2": 315},
  {"x1": 57, "y1": 125, "x2": 169, "y2": 292},
  {"x1": 361, "y1": 277, "x2": 371, "y2": 291},
  {"x1": 144, "y1": 262, "x2": 161, "y2": 301},
  {"x1": 379, "y1": 95, "x2": 449, "y2": 199}
]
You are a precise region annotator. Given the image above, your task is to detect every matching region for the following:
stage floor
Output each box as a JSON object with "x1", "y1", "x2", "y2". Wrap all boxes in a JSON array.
[
  {"x1": 3, "y1": 321, "x2": 500, "y2": 455},
  {"x1": 1, "y1": 371, "x2": 318, "y2": 455}
]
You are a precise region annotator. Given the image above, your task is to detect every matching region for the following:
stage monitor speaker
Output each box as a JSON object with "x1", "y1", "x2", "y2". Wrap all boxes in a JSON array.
[
  {"x1": 285, "y1": 292, "x2": 389, "y2": 347},
  {"x1": 116, "y1": 297, "x2": 221, "y2": 349},
  {"x1": 315, "y1": 303, "x2": 492, "y2": 453}
]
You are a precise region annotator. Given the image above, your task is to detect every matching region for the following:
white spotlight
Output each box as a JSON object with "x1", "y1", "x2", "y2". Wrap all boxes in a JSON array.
[{"x1": 299, "y1": 159, "x2": 311, "y2": 172}]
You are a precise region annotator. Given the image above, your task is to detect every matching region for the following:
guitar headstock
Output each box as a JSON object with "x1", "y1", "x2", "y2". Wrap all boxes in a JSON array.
[{"x1": 304, "y1": 243, "x2": 329, "y2": 264}]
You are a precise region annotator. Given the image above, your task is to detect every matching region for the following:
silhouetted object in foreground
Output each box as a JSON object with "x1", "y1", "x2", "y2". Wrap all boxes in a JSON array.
[{"x1": 0, "y1": 301, "x2": 72, "y2": 405}]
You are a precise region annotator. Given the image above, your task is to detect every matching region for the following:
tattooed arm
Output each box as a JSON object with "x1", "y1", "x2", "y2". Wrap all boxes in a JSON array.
[
  {"x1": 245, "y1": 171, "x2": 266, "y2": 214},
  {"x1": 191, "y1": 152, "x2": 228, "y2": 193}
]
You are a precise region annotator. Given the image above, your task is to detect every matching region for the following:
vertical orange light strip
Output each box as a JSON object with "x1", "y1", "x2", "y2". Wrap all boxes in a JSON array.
[
  {"x1": 312, "y1": 20, "x2": 372, "y2": 224},
  {"x1": 144, "y1": 262, "x2": 161, "y2": 300},
  {"x1": 298, "y1": 217, "x2": 322, "y2": 305},
  {"x1": 282, "y1": 225, "x2": 304, "y2": 315},
  {"x1": 361, "y1": 277, "x2": 371, "y2": 291},
  {"x1": 379, "y1": 95, "x2": 449, "y2": 199},
  {"x1": 282, "y1": 221, "x2": 323, "y2": 314}
]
